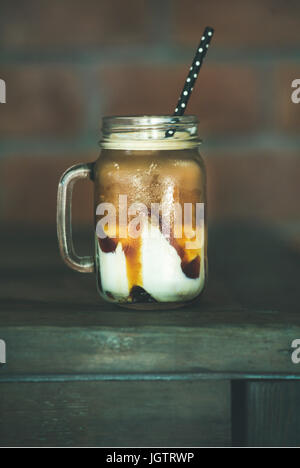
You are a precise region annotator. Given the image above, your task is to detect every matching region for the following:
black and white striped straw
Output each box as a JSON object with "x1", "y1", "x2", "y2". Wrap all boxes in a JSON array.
[{"x1": 166, "y1": 26, "x2": 214, "y2": 137}]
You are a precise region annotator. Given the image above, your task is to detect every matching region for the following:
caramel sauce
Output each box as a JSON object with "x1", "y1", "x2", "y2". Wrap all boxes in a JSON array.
[
  {"x1": 181, "y1": 255, "x2": 200, "y2": 279},
  {"x1": 98, "y1": 236, "x2": 117, "y2": 253},
  {"x1": 98, "y1": 218, "x2": 201, "y2": 297},
  {"x1": 95, "y1": 153, "x2": 205, "y2": 291},
  {"x1": 130, "y1": 286, "x2": 157, "y2": 303},
  {"x1": 169, "y1": 235, "x2": 201, "y2": 279},
  {"x1": 98, "y1": 224, "x2": 143, "y2": 293},
  {"x1": 122, "y1": 236, "x2": 142, "y2": 292},
  {"x1": 159, "y1": 208, "x2": 202, "y2": 279}
]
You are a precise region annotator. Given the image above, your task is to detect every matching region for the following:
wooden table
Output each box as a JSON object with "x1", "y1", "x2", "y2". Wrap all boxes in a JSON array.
[{"x1": 0, "y1": 222, "x2": 300, "y2": 447}]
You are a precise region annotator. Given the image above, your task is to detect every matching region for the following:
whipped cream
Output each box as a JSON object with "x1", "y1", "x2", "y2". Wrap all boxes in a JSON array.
[{"x1": 96, "y1": 223, "x2": 205, "y2": 303}]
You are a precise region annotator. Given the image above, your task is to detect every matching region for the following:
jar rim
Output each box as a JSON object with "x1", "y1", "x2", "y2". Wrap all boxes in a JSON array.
[
  {"x1": 100, "y1": 115, "x2": 200, "y2": 150},
  {"x1": 102, "y1": 115, "x2": 199, "y2": 131}
]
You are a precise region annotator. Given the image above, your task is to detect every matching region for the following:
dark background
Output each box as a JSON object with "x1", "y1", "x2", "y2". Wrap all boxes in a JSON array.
[
  {"x1": 1, "y1": 0, "x2": 300, "y2": 448},
  {"x1": 0, "y1": 0, "x2": 299, "y2": 240}
]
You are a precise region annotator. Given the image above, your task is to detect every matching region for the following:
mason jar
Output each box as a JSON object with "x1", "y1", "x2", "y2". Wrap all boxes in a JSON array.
[{"x1": 57, "y1": 115, "x2": 207, "y2": 309}]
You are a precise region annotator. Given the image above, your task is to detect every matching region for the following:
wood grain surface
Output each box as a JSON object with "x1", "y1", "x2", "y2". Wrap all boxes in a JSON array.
[
  {"x1": 0, "y1": 223, "x2": 300, "y2": 447},
  {"x1": 0, "y1": 224, "x2": 299, "y2": 376},
  {"x1": 232, "y1": 380, "x2": 300, "y2": 447},
  {"x1": 0, "y1": 380, "x2": 230, "y2": 447}
]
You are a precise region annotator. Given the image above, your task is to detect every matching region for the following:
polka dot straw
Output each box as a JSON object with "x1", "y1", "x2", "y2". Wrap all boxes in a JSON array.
[{"x1": 166, "y1": 26, "x2": 214, "y2": 137}]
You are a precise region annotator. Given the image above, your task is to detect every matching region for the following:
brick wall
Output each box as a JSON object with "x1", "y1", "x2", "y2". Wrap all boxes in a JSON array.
[{"x1": 0, "y1": 0, "x2": 299, "y2": 231}]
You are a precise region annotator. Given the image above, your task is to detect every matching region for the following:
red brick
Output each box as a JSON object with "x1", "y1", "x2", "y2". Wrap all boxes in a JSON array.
[
  {"x1": 0, "y1": 154, "x2": 97, "y2": 226},
  {"x1": 274, "y1": 65, "x2": 300, "y2": 133},
  {"x1": 205, "y1": 151, "x2": 300, "y2": 222},
  {"x1": 99, "y1": 64, "x2": 261, "y2": 136},
  {"x1": 0, "y1": 66, "x2": 84, "y2": 137},
  {"x1": 172, "y1": 0, "x2": 300, "y2": 47},
  {"x1": 0, "y1": 0, "x2": 150, "y2": 50}
]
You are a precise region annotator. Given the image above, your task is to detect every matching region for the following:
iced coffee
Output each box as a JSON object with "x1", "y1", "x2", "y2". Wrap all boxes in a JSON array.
[{"x1": 94, "y1": 116, "x2": 207, "y2": 309}]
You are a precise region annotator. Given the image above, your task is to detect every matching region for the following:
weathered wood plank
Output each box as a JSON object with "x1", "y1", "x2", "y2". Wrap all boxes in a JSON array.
[
  {"x1": 0, "y1": 380, "x2": 231, "y2": 447},
  {"x1": 0, "y1": 223, "x2": 299, "y2": 376},
  {"x1": 0, "y1": 320, "x2": 298, "y2": 375},
  {"x1": 245, "y1": 381, "x2": 300, "y2": 447}
]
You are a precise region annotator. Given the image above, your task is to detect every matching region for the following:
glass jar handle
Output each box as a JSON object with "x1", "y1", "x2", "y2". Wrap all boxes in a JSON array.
[{"x1": 57, "y1": 162, "x2": 95, "y2": 273}]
